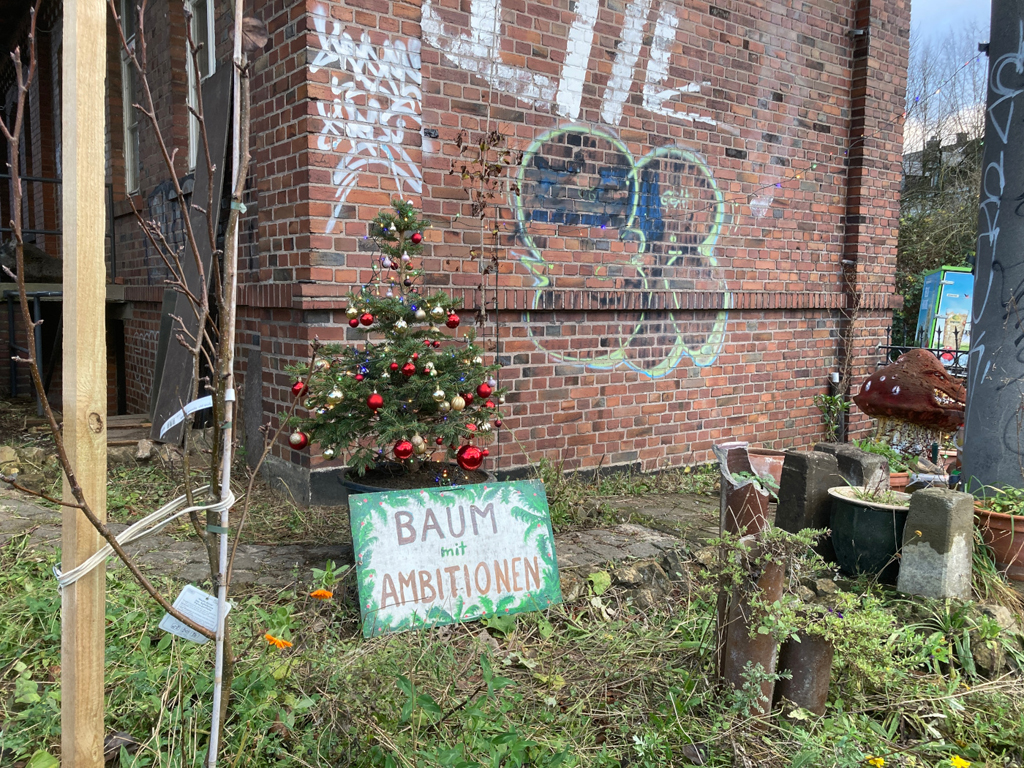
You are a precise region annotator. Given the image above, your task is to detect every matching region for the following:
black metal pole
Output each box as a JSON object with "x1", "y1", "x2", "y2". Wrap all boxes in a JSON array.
[{"x1": 962, "y1": 0, "x2": 1024, "y2": 493}]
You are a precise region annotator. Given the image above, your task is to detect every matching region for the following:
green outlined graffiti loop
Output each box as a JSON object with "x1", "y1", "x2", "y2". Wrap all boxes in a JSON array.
[{"x1": 512, "y1": 124, "x2": 730, "y2": 378}]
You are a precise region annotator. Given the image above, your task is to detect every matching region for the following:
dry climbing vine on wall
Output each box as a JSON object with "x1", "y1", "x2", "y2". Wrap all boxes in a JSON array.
[{"x1": 449, "y1": 128, "x2": 522, "y2": 327}]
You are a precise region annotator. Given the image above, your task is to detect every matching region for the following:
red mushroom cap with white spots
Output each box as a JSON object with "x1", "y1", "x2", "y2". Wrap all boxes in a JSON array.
[{"x1": 852, "y1": 349, "x2": 966, "y2": 432}]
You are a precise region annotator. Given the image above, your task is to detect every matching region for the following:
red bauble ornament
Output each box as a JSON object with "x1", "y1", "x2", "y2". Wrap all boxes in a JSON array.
[
  {"x1": 394, "y1": 440, "x2": 414, "y2": 460},
  {"x1": 412, "y1": 352, "x2": 419, "y2": 361},
  {"x1": 466, "y1": 423, "x2": 477, "y2": 432},
  {"x1": 288, "y1": 431, "x2": 309, "y2": 449},
  {"x1": 349, "y1": 318, "x2": 359, "y2": 328},
  {"x1": 456, "y1": 445, "x2": 484, "y2": 471},
  {"x1": 482, "y1": 449, "x2": 490, "y2": 457},
  {"x1": 423, "y1": 339, "x2": 432, "y2": 346},
  {"x1": 436, "y1": 437, "x2": 444, "y2": 445},
  {"x1": 494, "y1": 419, "x2": 502, "y2": 427},
  {"x1": 410, "y1": 232, "x2": 423, "y2": 244},
  {"x1": 291, "y1": 382, "x2": 308, "y2": 398},
  {"x1": 355, "y1": 374, "x2": 364, "y2": 382},
  {"x1": 390, "y1": 362, "x2": 399, "y2": 372},
  {"x1": 446, "y1": 313, "x2": 460, "y2": 329},
  {"x1": 367, "y1": 392, "x2": 384, "y2": 411},
  {"x1": 476, "y1": 382, "x2": 493, "y2": 398},
  {"x1": 359, "y1": 312, "x2": 374, "y2": 326},
  {"x1": 485, "y1": 400, "x2": 495, "y2": 408},
  {"x1": 401, "y1": 362, "x2": 417, "y2": 377},
  {"x1": 463, "y1": 392, "x2": 474, "y2": 405},
  {"x1": 432, "y1": 340, "x2": 441, "y2": 348}
]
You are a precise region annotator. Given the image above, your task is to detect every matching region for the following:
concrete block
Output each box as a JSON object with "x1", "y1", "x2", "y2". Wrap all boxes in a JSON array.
[
  {"x1": 775, "y1": 450, "x2": 842, "y2": 562},
  {"x1": 897, "y1": 488, "x2": 974, "y2": 601},
  {"x1": 814, "y1": 443, "x2": 889, "y2": 491}
]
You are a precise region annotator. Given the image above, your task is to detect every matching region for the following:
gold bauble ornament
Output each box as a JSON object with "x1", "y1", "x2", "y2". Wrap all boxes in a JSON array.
[
  {"x1": 472, "y1": 356, "x2": 483, "y2": 365},
  {"x1": 415, "y1": 308, "x2": 427, "y2": 321},
  {"x1": 432, "y1": 389, "x2": 446, "y2": 402},
  {"x1": 451, "y1": 395, "x2": 466, "y2": 411},
  {"x1": 394, "y1": 319, "x2": 408, "y2": 333},
  {"x1": 430, "y1": 305, "x2": 445, "y2": 319},
  {"x1": 322, "y1": 447, "x2": 337, "y2": 460},
  {"x1": 411, "y1": 434, "x2": 424, "y2": 446},
  {"x1": 481, "y1": 421, "x2": 492, "y2": 433},
  {"x1": 327, "y1": 389, "x2": 344, "y2": 405},
  {"x1": 313, "y1": 359, "x2": 330, "y2": 372},
  {"x1": 346, "y1": 306, "x2": 359, "y2": 318},
  {"x1": 439, "y1": 401, "x2": 451, "y2": 413},
  {"x1": 414, "y1": 441, "x2": 427, "y2": 455}
]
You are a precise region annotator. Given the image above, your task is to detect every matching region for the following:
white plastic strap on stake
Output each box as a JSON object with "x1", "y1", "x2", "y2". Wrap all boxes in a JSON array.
[
  {"x1": 159, "y1": 389, "x2": 236, "y2": 439},
  {"x1": 53, "y1": 486, "x2": 236, "y2": 589}
]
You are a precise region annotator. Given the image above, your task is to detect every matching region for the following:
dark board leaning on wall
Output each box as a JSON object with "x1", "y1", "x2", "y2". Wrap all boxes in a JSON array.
[{"x1": 149, "y1": 67, "x2": 232, "y2": 443}]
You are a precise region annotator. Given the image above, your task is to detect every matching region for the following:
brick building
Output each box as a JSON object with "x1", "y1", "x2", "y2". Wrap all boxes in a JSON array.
[{"x1": 1, "y1": 0, "x2": 908, "y2": 502}]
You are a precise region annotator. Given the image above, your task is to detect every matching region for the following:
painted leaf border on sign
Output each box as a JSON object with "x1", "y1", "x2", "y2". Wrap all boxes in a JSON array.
[{"x1": 349, "y1": 479, "x2": 562, "y2": 637}]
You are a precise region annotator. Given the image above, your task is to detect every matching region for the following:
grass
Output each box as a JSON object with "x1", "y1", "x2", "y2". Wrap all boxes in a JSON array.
[
  {"x1": 536, "y1": 459, "x2": 718, "y2": 531},
  {"x1": 2, "y1": 533, "x2": 1023, "y2": 768}
]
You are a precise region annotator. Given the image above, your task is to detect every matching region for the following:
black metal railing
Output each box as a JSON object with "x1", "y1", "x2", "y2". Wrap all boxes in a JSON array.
[
  {"x1": 877, "y1": 327, "x2": 968, "y2": 378},
  {"x1": 0, "y1": 174, "x2": 118, "y2": 279}
]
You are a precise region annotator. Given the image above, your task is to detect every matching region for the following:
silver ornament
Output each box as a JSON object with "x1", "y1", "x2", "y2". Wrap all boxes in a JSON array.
[
  {"x1": 481, "y1": 421, "x2": 492, "y2": 433},
  {"x1": 411, "y1": 434, "x2": 424, "y2": 446},
  {"x1": 415, "y1": 308, "x2": 427, "y2": 320},
  {"x1": 472, "y1": 356, "x2": 483, "y2": 365}
]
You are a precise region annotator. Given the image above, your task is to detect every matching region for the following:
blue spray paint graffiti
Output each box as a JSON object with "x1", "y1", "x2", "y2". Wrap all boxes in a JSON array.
[{"x1": 512, "y1": 124, "x2": 729, "y2": 378}]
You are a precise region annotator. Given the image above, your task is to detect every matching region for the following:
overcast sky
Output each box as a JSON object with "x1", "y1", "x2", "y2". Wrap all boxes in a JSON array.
[{"x1": 911, "y1": 0, "x2": 991, "y2": 45}]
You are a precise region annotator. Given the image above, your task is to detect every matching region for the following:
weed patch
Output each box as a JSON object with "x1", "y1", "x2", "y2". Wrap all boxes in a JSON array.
[{"x1": 2, "y1": 534, "x2": 1023, "y2": 767}]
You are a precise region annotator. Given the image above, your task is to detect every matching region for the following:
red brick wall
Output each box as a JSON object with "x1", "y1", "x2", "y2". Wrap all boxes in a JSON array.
[{"x1": 5, "y1": 0, "x2": 907, "y2": 484}]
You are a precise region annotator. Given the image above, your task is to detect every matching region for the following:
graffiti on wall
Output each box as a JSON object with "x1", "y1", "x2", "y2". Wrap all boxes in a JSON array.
[
  {"x1": 145, "y1": 180, "x2": 187, "y2": 285},
  {"x1": 310, "y1": 1, "x2": 735, "y2": 377},
  {"x1": 421, "y1": 0, "x2": 727, "y2": 131},
  {"x1": 513, "y1": 124, "x2": 729, "y2": 377},
  {"x1": 310, "y1": 6, "x2": 423, "y2": 234}
]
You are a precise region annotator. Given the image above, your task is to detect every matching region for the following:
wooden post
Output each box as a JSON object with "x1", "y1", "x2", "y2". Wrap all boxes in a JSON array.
[{"x1": 62, "y1": 0, "x2": 108, "y2": 763}]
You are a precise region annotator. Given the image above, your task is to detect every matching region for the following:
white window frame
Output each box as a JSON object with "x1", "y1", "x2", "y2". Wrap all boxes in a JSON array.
[
  {"x1": 187, "y1": 0, "x2": 217, "y2": 171},
  {"x1": 120, "y1": 0, "x2": 140, "y2": 193}
]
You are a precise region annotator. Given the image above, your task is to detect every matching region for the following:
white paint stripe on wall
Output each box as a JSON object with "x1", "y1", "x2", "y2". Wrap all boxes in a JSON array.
[
  {"x1": 601, "y1": 0, "x2": 653, "y2": 126},
  {"x1": 554, "y1": 0, "x2": 600, "y2": 119}
]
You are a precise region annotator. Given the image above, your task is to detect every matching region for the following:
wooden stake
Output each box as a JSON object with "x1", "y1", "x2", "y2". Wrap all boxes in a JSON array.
[{"x1": 62, "y1": 0, "x2": 107, "y2": 762}]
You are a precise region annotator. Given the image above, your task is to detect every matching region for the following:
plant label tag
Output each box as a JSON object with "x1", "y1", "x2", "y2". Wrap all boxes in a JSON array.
[{"x1": 158, "y1": 585, "x2": 230, "y2": 645}]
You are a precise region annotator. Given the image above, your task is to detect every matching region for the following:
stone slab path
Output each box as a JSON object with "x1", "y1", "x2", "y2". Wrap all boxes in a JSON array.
[{"x1": 0, "y1": 488, "x2": 719, "y2": 591}]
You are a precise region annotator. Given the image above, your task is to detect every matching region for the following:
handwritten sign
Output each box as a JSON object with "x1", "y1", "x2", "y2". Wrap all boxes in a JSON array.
[{"x1": 349, "y1": 479, "x2": 562, "y2": 637}]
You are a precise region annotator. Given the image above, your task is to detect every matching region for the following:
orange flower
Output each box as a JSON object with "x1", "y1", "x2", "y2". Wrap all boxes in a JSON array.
[
  {"x1": 310, "y1": 589, "x2": 334, "y2": 600},
  {"x1": 264, "y1": 633, "x2": 293, "y2": 649}
]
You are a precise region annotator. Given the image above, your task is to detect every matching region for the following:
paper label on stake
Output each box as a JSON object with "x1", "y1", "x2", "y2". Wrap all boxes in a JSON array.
[{"x1": 158, "y1": 585, "x2": 229, "y2": 645}]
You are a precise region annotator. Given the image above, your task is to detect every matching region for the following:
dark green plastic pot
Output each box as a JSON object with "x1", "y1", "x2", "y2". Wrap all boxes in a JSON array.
[{"x1": 828, "y1": 486, "x2": 911, "y2": 583}]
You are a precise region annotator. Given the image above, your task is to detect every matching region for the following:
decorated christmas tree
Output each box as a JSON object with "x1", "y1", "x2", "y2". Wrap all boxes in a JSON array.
[{"x1": 288, "y1": 200, "x2": 505, "y2": 483}]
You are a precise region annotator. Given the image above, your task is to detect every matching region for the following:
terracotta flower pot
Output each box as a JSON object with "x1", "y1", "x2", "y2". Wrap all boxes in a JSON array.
[
  {"x1": 889, "y1": 472, "x2": 910, "y2": 492},
  {"x1": 975, "y1": 505, "x2": 1024, "y2": 582}
]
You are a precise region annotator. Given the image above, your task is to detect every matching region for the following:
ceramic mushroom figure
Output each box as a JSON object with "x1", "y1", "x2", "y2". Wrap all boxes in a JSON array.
[{"x1": 852, "y1": 349, "x2": 966, "y2": 454}]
